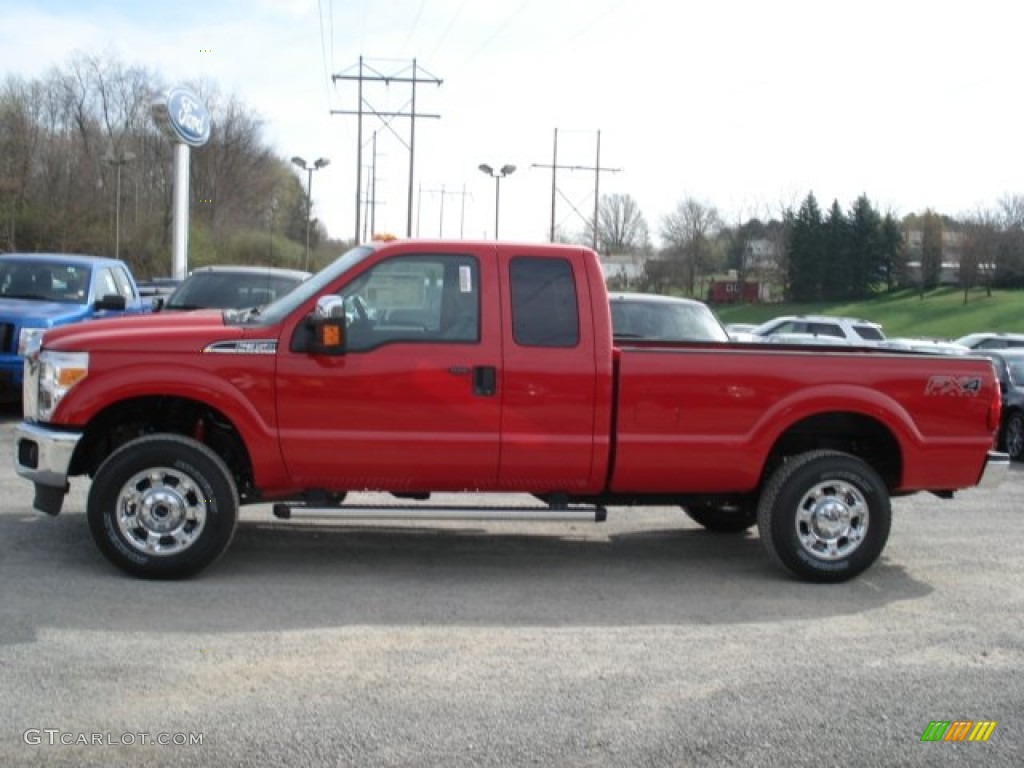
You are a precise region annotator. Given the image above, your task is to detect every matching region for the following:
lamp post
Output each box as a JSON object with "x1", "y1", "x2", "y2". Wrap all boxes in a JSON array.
[
  {"x1": 478, "y1": 163, "x2": 516, "y2": 240},
  {"x1": 291, "y1": 156, "x2": 330, "y2": 270},
  {"x1": 104, "y1": 149, "x2": 136, "y2": 259}
]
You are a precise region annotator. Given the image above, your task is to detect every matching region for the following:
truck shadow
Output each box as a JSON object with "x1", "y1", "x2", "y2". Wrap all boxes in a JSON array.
[{"x1": 1, "y1": 509, "x2": 931, "y2": 645}]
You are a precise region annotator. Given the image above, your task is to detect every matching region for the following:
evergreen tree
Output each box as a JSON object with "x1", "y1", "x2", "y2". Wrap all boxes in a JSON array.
[
  {"x1": 823, "y1": 200, "x2": 849, "y2": 300},
  {"x1": 847, "y1": 195, "x2": 882, "y2": 298},
  {"x1": 877, "y1": 213, "x2": 903, "y2": 292},
  {"x1": 787, "y1": 192, "x2": 824, "y2": 301},
  {"x1": 921, "y1": 210, "x2": 943, "y2": 290}
]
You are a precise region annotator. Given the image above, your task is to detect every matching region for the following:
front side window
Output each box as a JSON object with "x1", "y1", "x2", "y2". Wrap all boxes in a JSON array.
[
  {"x1": 95, "y1": 268, "x2": 121, "y2": 300},
  {"x1": 339, "y1": 254, "x2": 480, "y2": 352},
  {"x1": 111, "y1": 266, "x2": 137, "y2": 301},
  {"x1": 509, "y1": 256, "x2": 579, "y2": 348}
]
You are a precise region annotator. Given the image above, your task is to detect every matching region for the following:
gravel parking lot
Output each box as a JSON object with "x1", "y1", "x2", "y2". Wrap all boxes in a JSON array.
[{"x1": 0, "y1": 403, "x2": 1021, "y2": 767}]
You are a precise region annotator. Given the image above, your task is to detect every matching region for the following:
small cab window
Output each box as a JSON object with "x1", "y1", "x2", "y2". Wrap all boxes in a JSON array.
[
  {"x1": 509, "y1": 256, "x2": 579, "y2": 348},
  {"x1": 95, "y1": 268, "x2": 121, "y2": 299},
  {"x1": 111, "y1": 266, "x2": 137, "y2": 301},
  {"x1": 339, "y1": 253, "x2": 479, "y2": 351}
]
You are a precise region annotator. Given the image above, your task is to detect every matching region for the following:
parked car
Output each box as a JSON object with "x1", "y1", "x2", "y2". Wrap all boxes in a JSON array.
[
  {"x1": 723, "y1": 322, "x2": 758, "y2": 339},
  {"x1": 740, "y1": 314, "x2": 886, "y2": 346},
  {"x1": 157, "y1": 265, "x2": 312, "y2": 311},
  {"x1": 974, "y1": 349, "x2": 1024, "y2": 460},
  {"x1": 0, "y1": 252, "x2": 149, "y2": 397},
  {"x1": 955, "y1": 332, "x2": 1024, "y2": 350},
  {"x1": 880, "y1": 337, "x2": 970, "y2": 355},
  {"x1": 609, "y1": 292, "x2": 729, "y2": 343},
  {"x1": 136, "y1": 277, "x2": 182, "y2": 299}
]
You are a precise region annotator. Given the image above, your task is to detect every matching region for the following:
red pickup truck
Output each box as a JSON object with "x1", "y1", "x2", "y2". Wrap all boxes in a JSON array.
[{"x1": 13, "y1": 239, "x2": 1008, "y2": 582}]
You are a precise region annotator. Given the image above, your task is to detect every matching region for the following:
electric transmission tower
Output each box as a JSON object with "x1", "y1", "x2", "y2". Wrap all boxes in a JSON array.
[{"x1": 332, "y1": 57, "x2": 442, "y2": 242}]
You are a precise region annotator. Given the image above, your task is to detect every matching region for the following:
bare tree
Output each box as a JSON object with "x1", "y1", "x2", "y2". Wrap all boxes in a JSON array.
[
  {"x1": 997, "y1": 194, "x2": 1024, "y2": 287},
  {"x1": 960, "y1": 208, "x2": 1000, "y2": 301},
  {"x1": 660, "y1": 197, "x2": 722, "y2": 295},
  {"x1": 590, "y1": 193, "x2": 649, "y2": 255}
]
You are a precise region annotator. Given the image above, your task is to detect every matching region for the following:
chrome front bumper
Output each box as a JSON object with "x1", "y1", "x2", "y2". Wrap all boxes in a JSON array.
[
  {"x1": 978, "y1": 450, "x2": 1010, "y2": 489},
  {"x1": 13, "y1": 421, "x2": 83, "y2": 515}
]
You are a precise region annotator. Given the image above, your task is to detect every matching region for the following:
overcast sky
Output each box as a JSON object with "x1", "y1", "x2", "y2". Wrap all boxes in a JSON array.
[{"x1": 2, "y1": 0, "x2": 1022, "y2": 247}]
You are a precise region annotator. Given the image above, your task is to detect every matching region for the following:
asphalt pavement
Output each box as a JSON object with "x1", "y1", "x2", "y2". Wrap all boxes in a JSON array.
[{"x1": 0, "y1": 403, "x2": 1021, "y2": 767}]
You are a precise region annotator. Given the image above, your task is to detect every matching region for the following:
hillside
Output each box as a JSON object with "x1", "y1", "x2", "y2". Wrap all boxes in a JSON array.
[{"x1": 713, "y1": 287, "x2": 1023, "y2": 339}]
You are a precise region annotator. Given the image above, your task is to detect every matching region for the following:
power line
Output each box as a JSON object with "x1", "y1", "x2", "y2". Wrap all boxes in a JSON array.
[
  {"x1": 532, "y1": 128, "x2": 620, "y2": 249},
  {"x1": 331, "y1": 57, "x2": 443, "y2": 242}
]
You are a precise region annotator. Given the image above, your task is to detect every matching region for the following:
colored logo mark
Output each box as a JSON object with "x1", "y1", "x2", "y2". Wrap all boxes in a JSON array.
[{"x1": 920, "y1": 720, "x2": 997, "y2": 742}]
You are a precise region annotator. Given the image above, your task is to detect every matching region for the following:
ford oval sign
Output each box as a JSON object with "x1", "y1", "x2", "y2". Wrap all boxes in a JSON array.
[{"x1": 163, "y1": 87, "x2": 211, "y2": 147}]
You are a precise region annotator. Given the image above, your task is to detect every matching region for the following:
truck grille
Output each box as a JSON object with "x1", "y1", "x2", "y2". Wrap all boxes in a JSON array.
[{"x1": 0, "y1": 323, "x2": 13, "y2": 354}]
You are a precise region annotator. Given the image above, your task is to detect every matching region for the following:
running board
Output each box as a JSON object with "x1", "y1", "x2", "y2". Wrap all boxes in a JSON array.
[{"x1": 271, "y1": 503, "x2": 607, "y2": 523}]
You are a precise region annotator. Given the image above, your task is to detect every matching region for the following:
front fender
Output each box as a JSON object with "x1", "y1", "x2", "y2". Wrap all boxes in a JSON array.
[{"x1": 49, "y1": 360, "x2": 286, "y2": 491}]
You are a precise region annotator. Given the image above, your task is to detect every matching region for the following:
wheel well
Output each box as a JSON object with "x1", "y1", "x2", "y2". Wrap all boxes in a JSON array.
[
  {"x1": 766, "y1": 411, "x2": 902, "y2": 489},
  {"x1": 69, "y1": 396, "x2": 256, "y2": 501}
]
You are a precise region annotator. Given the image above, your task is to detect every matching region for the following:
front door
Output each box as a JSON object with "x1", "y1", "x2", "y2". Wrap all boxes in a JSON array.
[{"x1": 276, "y1": 249, "x2": 502, "y2": 492}]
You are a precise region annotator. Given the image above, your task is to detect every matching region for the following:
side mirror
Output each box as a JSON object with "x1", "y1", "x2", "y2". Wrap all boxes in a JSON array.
[
  {"x1": 95, "y1": 294, "x2": 127, "y2": 311},
  {"x1": 152, "y1": 297, "x2": 165, "y2": 312},
  {"x1": 308, "y1": 295, "x2": 347, "y2": 355}
]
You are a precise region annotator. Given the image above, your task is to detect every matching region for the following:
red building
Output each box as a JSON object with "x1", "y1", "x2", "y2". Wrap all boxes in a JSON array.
[{"x1": 708, "y1": 280, "x2": 760, "y2": 304}]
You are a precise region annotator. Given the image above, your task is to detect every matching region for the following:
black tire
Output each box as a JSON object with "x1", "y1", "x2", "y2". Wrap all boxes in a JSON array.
[
  {"x1": 87, "y1": 434, "x2": 239, "y2": 579},
  {"x1": 756, "y1": 450, "x2": 891, "y2": 583},
  {"x1": 683, "y1": 500, "x2": 757, "y2": 533},
  {"x1": 1003, "y1": 410, "x2": 1024, "y2": 461}
]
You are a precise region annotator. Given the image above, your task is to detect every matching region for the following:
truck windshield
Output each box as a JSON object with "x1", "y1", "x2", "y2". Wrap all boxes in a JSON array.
[
  {"x1": 229, "y1": 245, "x2": 374, "y2": 325},
  {"x1": 0, "y1": 260, "x2": 92, "y2": 304}
]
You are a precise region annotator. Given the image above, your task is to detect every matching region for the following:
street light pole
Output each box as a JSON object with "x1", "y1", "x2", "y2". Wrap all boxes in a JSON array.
[
  {"x1": 291, "y1": 156, "x2": 330, "y2": 271},
  {"x1": 478, "y1": 163, "x2": 516, "y2": 240},
  {"x1": 104, "y1": 149, "x2": 136, "y2": 259}
]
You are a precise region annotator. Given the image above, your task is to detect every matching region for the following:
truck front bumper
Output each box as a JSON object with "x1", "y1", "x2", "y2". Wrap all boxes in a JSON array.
[{"x1": 13, "y1": 421, "x2": 83, "y2": 515}]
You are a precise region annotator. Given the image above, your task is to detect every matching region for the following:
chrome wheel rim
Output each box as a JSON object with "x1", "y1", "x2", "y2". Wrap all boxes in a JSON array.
[
  {"x1": 115, "y1": 467, "x2": 208, "y2": 556},
  {"x1": 794, "y1": 480, "x2": 869, "y2": 561}
]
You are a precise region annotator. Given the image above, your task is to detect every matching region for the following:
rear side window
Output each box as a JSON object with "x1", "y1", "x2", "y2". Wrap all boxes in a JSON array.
[
  {"x1": 854, "y1": 325, "x2": 884, "y2": 341},
  {"x1": 509, "y1": 256, "x2": 579, "y2": 347}
]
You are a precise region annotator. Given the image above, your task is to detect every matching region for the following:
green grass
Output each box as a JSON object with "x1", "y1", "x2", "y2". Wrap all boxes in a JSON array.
[{"x1": 712, "y1": 287, "x2": 1024, "y2": 339}]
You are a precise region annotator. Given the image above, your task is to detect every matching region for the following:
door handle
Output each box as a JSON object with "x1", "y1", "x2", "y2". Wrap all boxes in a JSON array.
[{"x1": 473, "y1": 365, "x2": 497, "y2": 397}]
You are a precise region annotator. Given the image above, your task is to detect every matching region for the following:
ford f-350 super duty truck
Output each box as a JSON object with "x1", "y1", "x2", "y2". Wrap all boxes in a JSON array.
[{"x1": 13, "y1": 239, "x2": 1008, "y2": 582}]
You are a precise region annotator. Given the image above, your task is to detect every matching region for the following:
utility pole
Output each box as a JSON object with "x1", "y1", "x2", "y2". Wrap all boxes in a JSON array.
[
  {"x1": 419, "y1": 185, "x2": 470, "y2": 237},
  {"x1": 532, "y1": 128, "x2": 620, "y2": 249},
  {"x1": 332, "y1": 57, "x2": 442, "y2": 242}
]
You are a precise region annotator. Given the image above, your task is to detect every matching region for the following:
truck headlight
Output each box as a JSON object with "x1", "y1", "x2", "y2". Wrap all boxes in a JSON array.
[
  {"x1": 17, "y1": 327, "x2": 45, "y2": 357},
  {"x1": 29, "y1": 350, "x2": 89, "y2": 422}
]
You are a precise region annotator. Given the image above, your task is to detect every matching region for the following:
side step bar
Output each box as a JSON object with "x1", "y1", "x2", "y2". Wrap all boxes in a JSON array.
[{"x1": 272, "y1": 503, "x2": 607, "y2": 523}]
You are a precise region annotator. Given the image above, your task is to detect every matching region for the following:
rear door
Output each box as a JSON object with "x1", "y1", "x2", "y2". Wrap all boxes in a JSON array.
[{"x1": 497, "y1": 250, "x2": 600, "y2": 492}]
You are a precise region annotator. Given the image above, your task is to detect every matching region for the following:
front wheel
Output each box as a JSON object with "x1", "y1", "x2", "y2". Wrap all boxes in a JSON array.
[
  {"x1": 1003, "y1": 411, "x2": 1024, "y2": 461},
  {"x1": 87, "y1": 434, "x2": 239, "y2": 579},
  {"x1": 757, "y1": 450, "x2": 891, "y2": 583}
]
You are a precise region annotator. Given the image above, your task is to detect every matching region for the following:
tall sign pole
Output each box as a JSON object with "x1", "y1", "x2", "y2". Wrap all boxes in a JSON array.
[{"x1": 152, "y1": 86, "x2": 212, "y2": 279}]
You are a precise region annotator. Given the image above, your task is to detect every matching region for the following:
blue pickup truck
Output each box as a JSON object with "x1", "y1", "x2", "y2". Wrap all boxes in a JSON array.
[{"x1": 0, "y1": 252, "x2": 149, "y2": 397}]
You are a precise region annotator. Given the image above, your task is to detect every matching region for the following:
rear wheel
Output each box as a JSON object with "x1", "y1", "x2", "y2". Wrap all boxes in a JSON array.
[
  {"x1": 757, "y1": 450, "x2": 891, "y2": 583},
  {"x1": 1003, "y1": 411, "x2": 1024, "y2": 461},
  {"x1": 87, "y1": 434, "x2": 239, "y2": 579}
]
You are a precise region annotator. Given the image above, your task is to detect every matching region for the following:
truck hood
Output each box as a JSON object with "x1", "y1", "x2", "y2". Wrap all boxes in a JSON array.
[
  {"x1": 40, "y1": 309, "x2": 265, "y2": 354},
  {"x1": 0, "y1": 298, "x2": 89, "y2": 325}
]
